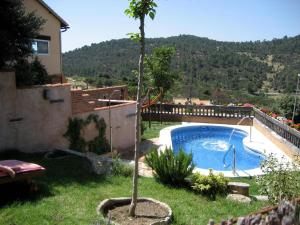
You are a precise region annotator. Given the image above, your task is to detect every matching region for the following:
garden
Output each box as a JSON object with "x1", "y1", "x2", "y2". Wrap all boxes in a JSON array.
[
  {"x1": 1, "y1": 121, "x2": 300, "y2": 225},
  {"x1": 0, "y1": 148, "x2": 265, "y2": 225}
]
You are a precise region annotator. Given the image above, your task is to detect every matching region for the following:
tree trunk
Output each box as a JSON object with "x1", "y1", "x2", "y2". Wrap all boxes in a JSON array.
[{"x1": 129, "y1": 14, "x2": 145, "y2": 217}]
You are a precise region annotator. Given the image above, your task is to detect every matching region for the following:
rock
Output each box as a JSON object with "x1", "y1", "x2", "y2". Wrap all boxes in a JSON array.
[
  {"x1": 85, "y1": 152, "x2": 112, "y2": 175},
  {"x1": 207, "y1": 219, "x2": 215, "y2": 225},
  {"x1": 253, "y1": 195, "x2": 269, "y2": 201},
  {"x1": 56, "y1": 149, "x2": 112, "y2": 175},
  {"x1": 226, "y1": 194, "x2": 252, "y2": 204},
  {"x1": 228, "y1": 182, "x2": 250, "y2": 196},
  {"x1": 236, "y1": 217, "x2": 245, "y2": 225}
]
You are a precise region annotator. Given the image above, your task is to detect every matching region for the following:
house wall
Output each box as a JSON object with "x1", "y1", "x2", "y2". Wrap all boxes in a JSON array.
[
  {"x1": 0, "y1": 72, "x2": 136, "y2": 153},
  {"x1": 23, "y1": 0, "x2": 62, "y2": 75}
]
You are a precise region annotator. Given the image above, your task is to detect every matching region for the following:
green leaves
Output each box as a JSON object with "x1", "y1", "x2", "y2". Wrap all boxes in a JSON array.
[
  {"x1": 64, "y1": 114, "x2": 110, "y2": 154},
  {"x1": 144, "y1": 46, "x2": 178, "y2": 94},
  {"x1": 256, "y1": 153, "x2": 300, "y2": 204},
  {"x1": 190, "y1": 170, "x2": 229, "y2": 200},
  {"x1": 145, "y1": 147, "x2": 195, "y2": 186},
  {"x1": 124, "y1": 0, "x2": 157, "y2": 20},
  {"x1": 126, "y1": 32, "x2": 141, "y2": 42},
  {"x1": 149, "y1": 11, "x2": 155, "y2": 20}
]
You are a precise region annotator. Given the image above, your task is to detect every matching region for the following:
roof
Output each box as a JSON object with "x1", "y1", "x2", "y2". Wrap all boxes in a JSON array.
[{"x1": 36, "y1": 0, "x2": 69, "y2": 30}]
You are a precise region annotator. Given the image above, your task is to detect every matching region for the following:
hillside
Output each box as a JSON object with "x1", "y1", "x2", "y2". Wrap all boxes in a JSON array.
[{"x1": 63, "y1": 35, "x2": 300, "y2": 97}]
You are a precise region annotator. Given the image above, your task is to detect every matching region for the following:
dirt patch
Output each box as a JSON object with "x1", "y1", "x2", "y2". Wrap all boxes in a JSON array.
[{"x1": 107, "y1": 201, "x2": 169, "y2": 225}]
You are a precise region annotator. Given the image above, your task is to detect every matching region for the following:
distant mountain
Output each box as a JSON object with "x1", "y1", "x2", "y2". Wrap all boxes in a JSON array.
[{"x1": 63, "y1": 35, "x2": 300, "y2": 97}]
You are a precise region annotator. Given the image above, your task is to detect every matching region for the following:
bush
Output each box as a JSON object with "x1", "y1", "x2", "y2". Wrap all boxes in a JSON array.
[
  {"x1": 145, "y1": 147, "x2": 195, "y2": 186},
  {"x1": 15, "y1": 58, "x2": 50, "y2": 86},
  {"x1": 256, "y1": 154, "x2": 300, "y2": 204},
  {"x1": 111, "y1": 154, "x2": 133, "y2": 177},
  {"x1": 31, "y1": 58, "x2": 50, "y2": 85},
  {"x1": 190, "y1": 169, "x2": 229, "y2": 200}
]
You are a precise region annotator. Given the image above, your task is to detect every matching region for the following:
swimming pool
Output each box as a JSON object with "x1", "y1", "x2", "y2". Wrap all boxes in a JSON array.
[{"x1": 171, "y1": 125, "x2": 265, "y2": 172}]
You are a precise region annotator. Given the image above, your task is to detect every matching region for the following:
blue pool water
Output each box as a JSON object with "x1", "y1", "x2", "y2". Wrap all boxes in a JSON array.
[{"x1": 171, "y1": 126, "x2": 265, "y2": 171}]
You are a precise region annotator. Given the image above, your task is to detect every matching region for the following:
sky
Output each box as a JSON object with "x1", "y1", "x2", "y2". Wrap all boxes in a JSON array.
[{"x1": 44, "y1": 0, "x2": 300, "y2": 53}]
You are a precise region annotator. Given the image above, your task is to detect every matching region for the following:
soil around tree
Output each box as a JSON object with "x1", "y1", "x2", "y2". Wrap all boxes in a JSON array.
[{"x1": 107, "y1": 200, "x2": 169, "y2": 225}]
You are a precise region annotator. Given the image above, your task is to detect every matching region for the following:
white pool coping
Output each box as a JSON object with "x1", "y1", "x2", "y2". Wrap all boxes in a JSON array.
[{"x1": 158, "y1": 122, "x2": 291, "y2": 177}]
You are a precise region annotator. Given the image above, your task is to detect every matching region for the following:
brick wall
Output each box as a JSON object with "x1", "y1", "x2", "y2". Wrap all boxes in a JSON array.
[{"x1": 71, "y1": 86, "x2": 128, "y2": 114}]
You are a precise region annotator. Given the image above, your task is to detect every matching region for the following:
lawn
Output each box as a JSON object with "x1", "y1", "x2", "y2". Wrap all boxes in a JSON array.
[
  {"x1": 0, "y1": 122, "x2": 270, "y2": 225},
  {"x1": 0, "y1": 150, "x2": 270, "y2": 225},
  {"x1": 142, "y1": 121, "x2": 180, "y2": 140}
]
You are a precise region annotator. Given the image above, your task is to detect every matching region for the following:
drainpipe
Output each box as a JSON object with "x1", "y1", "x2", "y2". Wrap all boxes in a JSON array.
[{"x1": 59, "y1": 26, "x2": 69, "y2": 84}]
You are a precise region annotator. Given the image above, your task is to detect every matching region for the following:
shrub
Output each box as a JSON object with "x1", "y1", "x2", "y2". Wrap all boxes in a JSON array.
[
  {"x1": 111, "y1": 154, "x2": 133, "y2": 177},
  {"x1": 190, "y1": 169, "x2": 229, "y2": 200},
  {"x1": 15, "y1": 58, "x2": 50, "y2": 86},
  {"x1": 145, "y1": 147, "x2": 195, "y2": 186},
  {"x1": 256, "y1": 154, "x2": 300, "y2": 204},
  {"x1": 31, "y1": 58, "x2": 50, "y2": 85}
]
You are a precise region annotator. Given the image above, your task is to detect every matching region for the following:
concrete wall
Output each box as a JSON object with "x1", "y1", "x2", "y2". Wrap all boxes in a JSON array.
[
  {"x1": 23, "y1": 0, "x2": 62, "y2": 75},
  {"x1": 0, "y1": 71, "x2": 71, "y2": 152},
  {"x1": 75, "y1": 102, "x2": 136, "y2": 151},
  {"x1": 0, "y1": 71, "x2": 18, "y2": 150},
  {"x1": 0, "y1": 72, "x2": 136, "y2": 153},
  {"x1": 254, "y1": 119, "x2": 300, "y2": 159}
]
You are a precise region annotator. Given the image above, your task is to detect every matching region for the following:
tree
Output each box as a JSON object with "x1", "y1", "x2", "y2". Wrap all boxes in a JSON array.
[
  {"x1": 125, "y1": 0, "x2": 157, "y2": 217},
  {"x1": 279, "y1": 95, "x2": 300, "y2": 122},
  {"x1": 0, "y1": 0, "x2": 44, "y2": 68},
  {"x1": 145, "y1": 46, "x2": 178, "y2": 100}
]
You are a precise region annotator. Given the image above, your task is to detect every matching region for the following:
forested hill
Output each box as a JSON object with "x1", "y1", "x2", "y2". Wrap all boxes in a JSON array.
[{"x1": 63, "y1": 35, "x2": 300, "y2": 97}]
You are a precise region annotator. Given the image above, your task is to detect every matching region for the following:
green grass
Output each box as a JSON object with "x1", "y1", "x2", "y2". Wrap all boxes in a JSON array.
[
  {"x1": 142, "y1": 121, "x2": 180, "y2": 140},
  {"x1": 0, "y1": 151, "x2": 270, "y2": 225}
]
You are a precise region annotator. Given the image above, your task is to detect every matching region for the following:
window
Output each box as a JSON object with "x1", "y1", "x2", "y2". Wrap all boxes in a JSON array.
[{"x1": 32, "y1": 39, "x2": 49, "y2": 55}]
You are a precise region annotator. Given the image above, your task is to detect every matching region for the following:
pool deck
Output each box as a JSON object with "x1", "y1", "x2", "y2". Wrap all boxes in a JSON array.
[{"x1": 158, "y1": 122, "x2": 292, "y2": 178}]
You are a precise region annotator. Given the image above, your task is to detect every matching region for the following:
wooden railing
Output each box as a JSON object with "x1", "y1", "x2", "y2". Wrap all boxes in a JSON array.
[
  {"x1": 141, "y1": 104, "x2": 252, "y2": 118},
  {"x1": 253, "y1": 108, "x2": 300, "y2": 148}
]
